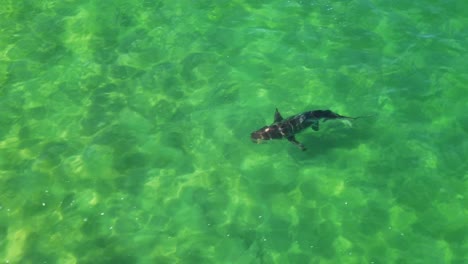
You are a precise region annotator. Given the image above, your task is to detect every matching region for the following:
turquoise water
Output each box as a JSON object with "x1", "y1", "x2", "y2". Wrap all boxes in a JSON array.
[{"x1": 1, "y1": 0, "x2": 467, "y2": 263}]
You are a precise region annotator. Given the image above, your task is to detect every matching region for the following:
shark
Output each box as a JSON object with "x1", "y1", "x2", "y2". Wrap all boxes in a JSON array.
[{"x1": 251, "y1": 108, "x2": 366, "y2": 151}]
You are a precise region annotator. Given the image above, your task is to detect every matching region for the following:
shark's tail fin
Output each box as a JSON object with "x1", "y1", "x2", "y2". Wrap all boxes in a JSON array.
[
  {"x1": 349, "y1": 115, "x2": 374, "y2": 120},
  {"x1": 336, "y1": 115, "x2": 374, "y2": 127}
]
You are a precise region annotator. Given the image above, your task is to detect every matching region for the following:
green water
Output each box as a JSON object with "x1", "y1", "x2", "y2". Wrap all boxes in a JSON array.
[{"x1": 1, "y1": 0, "x2": 467, "y2": 263}]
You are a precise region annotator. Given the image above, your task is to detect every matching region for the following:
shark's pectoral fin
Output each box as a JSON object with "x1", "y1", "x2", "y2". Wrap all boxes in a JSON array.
[
  {"x1": 311, "y1": 120, "x2": 319, "y2": 131},
  {"x1": 274, "y1": 108, "x2": 284, "y2": 123},
  {"x1": 287, "y1": 136, "x2": 306, "y2": 151}
]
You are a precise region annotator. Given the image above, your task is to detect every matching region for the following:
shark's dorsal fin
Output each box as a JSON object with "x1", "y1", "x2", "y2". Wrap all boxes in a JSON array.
[{"x1": 274, "y1": 108, "x2": 283, "y2": 123}]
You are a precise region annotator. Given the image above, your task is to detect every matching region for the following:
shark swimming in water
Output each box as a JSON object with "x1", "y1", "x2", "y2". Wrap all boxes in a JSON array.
[{"x1": 251, "y1": 108, "x2": 366, "y2": 151}]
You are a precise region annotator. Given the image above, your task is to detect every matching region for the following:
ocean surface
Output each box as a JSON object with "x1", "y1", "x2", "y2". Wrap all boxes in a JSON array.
[{"x1": 0, "y1": 0, "x2": 467, "y2": 263}]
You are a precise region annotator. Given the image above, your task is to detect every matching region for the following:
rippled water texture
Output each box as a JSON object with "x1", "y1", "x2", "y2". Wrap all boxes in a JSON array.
[{"x1": 0, "y1": 0, "x2": 467, "y2": 263}]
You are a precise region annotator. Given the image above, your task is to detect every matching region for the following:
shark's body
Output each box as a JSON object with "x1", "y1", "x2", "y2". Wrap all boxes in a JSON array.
[{"x1": 251, "y1": 108, "x2": 361, "y2": 151}]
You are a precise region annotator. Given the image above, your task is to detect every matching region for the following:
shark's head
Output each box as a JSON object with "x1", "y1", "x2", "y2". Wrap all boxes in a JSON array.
[
  {"x1": 251, "y1": 131, "x2": 262, "y2": 141},
  {"x1": 250, "y1": 126, "x2": 268, "y2": 142}
]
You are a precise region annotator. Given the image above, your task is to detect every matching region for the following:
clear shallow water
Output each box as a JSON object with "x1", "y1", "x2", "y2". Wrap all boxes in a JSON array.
[{"x1": 0, "y1": 0, "x2": 467, "y2": 263}]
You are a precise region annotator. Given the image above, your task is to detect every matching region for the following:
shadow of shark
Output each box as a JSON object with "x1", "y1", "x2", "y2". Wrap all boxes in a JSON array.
[{"x1": 251, "y1": 108, "x2": 368, "y2": 151}]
